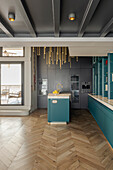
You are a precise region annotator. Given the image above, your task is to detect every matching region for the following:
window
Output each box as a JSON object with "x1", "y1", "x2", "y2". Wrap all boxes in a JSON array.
[
  {"x1": 0, "y1": 63, "x2": 23, "y2": 105},
  {"x1": 2, "y1": 47, "x2": 24, "y2": 57}
]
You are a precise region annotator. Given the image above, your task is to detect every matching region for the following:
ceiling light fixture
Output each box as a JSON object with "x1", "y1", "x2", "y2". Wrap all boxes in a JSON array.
[
  {"x1": 69, "y1": 13, "x2": 75, "y2": 21},
  {"x1": 8, "y1": 12, "x2": 15, "y2": 21}
]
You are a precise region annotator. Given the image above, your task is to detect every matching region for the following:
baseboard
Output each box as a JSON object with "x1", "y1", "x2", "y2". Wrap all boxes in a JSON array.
[
  {"x1": 0, "y1": 110, "x2": 29, "y2": 116},
  {"x1": 48, "y1": 122, "x2": 67, "y2": 125}
]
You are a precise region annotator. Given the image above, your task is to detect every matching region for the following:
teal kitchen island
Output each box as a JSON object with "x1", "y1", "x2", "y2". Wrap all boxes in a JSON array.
[{"x1": 48, "y1": 93, "x2": 71, "y2": 124}]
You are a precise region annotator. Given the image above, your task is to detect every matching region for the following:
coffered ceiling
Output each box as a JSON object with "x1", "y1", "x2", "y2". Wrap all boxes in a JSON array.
[{"x1": 0, "y1": 0, "x2": 113, "y2": 38}]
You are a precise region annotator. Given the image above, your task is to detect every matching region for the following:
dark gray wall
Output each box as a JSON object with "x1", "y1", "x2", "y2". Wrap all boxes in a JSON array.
[{"x1": 37, "y1": 50, "x2": 92, "y2": 109}]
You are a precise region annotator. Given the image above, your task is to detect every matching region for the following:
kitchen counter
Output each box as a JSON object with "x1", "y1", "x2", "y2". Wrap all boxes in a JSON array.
[
  {"x1": 88, "y1": 94, "x2": 113, "y2": 110},
  {"x1": 88, "y1": 94, "x2": 113, "y2": 148},
  {"x1": 48, "y1": 93, "x2": 71, "y2": 99}
]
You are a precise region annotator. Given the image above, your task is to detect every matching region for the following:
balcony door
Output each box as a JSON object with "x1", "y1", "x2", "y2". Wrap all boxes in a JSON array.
[{"x1": 0, "y1": 63, "x2": 23, "y2": 105}]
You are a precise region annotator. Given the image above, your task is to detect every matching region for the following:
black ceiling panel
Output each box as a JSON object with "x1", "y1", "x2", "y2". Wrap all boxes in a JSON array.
[
  {"x1": 0, "y1": 0, "x2": 113, "y2": 37},
  {"x1": 60, "y1": 0, "x2": 89, "y2": 33},
  {"x1": 23, "y1": 0, "x2": 54, "y2": 33},
  {"x1": 85, "y1": 0, "x2": 113, "y2": 33},
  {"x1": 0, "y1": 28, "x2": 4, "y2": 33}
]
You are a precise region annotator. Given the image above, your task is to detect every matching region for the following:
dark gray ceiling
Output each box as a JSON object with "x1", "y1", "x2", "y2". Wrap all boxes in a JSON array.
[
  {"x1": 0, "y1": 28, "x2": 4, "y2": 34},
  {"x1": 60, "y1": 0, "x2": 89, "y2": 33},
  {"x1": 24, "y1": 0, "x2": 54, "y2": 33},
  {"x1": 0, "y1": 0, "x2": 113, "y2": 37},
  {"x1": 85, "y1": 0, "x2": 113, "y2": 33}
]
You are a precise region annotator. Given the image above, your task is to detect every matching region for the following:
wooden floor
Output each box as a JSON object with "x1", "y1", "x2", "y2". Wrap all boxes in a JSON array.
[{"x1": 0, "y1": 109, "x2": 113, "y2": 170}]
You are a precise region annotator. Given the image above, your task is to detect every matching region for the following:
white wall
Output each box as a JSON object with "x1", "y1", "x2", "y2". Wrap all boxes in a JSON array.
[{"x1": 0, "y1": 47, "x2": 31, "y2": 115}]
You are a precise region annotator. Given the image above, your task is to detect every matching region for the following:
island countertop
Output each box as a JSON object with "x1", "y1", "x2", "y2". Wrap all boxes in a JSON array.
[{"x1": 48, "y1": 93, "x2": 71, "y2": 99}]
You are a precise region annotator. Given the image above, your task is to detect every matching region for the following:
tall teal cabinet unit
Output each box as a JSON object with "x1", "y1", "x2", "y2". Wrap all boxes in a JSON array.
[
  {"x1": 108, "y1": 53, "x2": 113, "y2": 99},
  {"x1": 102, "y1": 58, "x2": 108, "y2": 97},
  {"x1": 98, "y1": 59, "x2": 102, "y2": 95},
  {"x1": 94, "y1": 60, "x2": 98, "y2": 95},
  {"x1": 88, "y1": 94, "x2": 113, "y2": 148},
  {"x1": 93, "y1": 57, "x2": 108, "y2": 97},
  {"x1": 91, "y1": 55, "x2": 113, "y2": 148},
  {"x1": 48, "y1": 94, "x2": 70, "y2": 123}
]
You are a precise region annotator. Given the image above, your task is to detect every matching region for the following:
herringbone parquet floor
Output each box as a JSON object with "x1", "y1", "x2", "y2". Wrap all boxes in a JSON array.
[{"x1": 0, "y1": 109, "x2": 113, "y2": 170}]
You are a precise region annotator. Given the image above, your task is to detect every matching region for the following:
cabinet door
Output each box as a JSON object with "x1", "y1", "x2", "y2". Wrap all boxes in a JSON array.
[
  {"x1": 55, "y1": 69, "x2": 70, "y2": 92},
  {"x1": 48, "y1": 69, "x2": 56, "y2": 93},
  {"x1": 104, "y1": 115, "x2": 113, "y2": 147},
  {"x1": 49, "y1": 99, "x2": 69, "y2": 122},
  {"x1": 70, "y1": 69, "x2": 80, "y2": 108},
  {"x1": 80, "y1": 69, "x2": 92, "y2": 109}
]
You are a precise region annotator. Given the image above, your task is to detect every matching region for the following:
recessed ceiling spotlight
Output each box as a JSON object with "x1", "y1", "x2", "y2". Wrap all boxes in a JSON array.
[
  {"x1": 69, "y1": 13, "x2": 75, "y2": 21},
  {"x1": 8, "y1": 12, "x2": 15, "y2": 21}
]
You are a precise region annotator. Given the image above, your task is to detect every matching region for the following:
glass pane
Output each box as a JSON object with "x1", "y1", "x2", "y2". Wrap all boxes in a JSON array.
[
  {"x1": 71, "y1": 75, "x2": 79, "y2": 103},
  {"x1": 2, "y1": 47, "x2": 24, "y2": 56},
  {"x1": 71, "y1": 75, "x2": 79, "y2": 81},
  {"x1": 72, "y1": 90, "x2": 79, "y2": 103},
  {"x1": 1, "y1": 64, "x2": 22, "y2": 105},
  {"x1": 38, "y1": 79, "x2": 47, "y2": 95},
  {"x1": 71, "y1": 82, "x2": 79, "y2": 90}
]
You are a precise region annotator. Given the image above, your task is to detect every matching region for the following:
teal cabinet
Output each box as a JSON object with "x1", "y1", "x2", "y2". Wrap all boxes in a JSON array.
[
  {"x1": 92, "y1": 57, "x2": 108, "y2": 97},
  {"x1": 108, "y1": 53, "x2": 113, "y2": 99},
  {"x1": 104, "y1": 116, "x2": 113, "y2": 146},
  {"x1": 88, "y1": 95, "x2": 113, "y2": 148},
  {"x1": 98, "y1": 59, "x2": 102, "y2": 95},
  {"x1": 102, "y1": 58, "x2": 108, "y2": 97},
  {"x1": 48, "y1": 98, "x2": 70, "y2": 123}
]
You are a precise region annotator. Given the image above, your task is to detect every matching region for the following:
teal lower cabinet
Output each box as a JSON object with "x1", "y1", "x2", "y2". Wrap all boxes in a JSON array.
[
  {"x1": 88, "y1": 95, "x2": 113, "y2": 148},
  {"x1": 48, "y1": 98, "x2": 70, "y2": 123}
]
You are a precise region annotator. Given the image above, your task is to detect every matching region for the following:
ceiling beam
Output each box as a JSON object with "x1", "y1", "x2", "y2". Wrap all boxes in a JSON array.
[
  {"x1": 100, "y1": 18, "x2": 113, "y2": 37},
  {"x1": 0, "y1": 37, "x2": 113, "y2": 47},
  {"x1": 0, "y1": 37, "x2": 113, "y2": 56},
  {"x1": 0, "y1": 16, "x2": 14, "y2": 37},
  {"x1": 15, "y1": 0, "x2": 36, "y2": 37},
  {"x1": 78, "y1": 0, "x2": 100, "y2": 37},
  {"x1": 52, "y1": 0, "x2": 60, "y2": 37}
]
